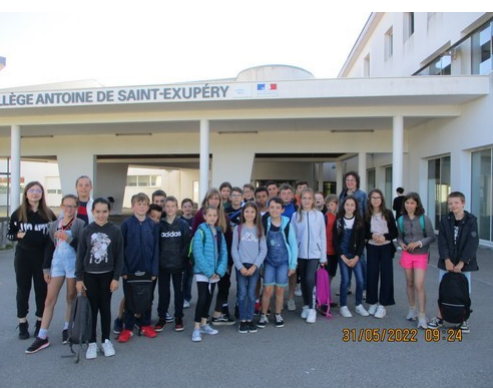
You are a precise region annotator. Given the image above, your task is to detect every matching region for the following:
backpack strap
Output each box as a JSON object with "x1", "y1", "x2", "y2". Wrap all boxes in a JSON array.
[
  {"x1": 419, "y1": 215, "x2": 427, "y2": 237},
  {"x1": 397, "y1": 216, "x2": 404, "y2": 238}
]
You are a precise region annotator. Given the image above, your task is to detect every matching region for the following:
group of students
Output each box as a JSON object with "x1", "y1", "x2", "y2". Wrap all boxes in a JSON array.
[{"x1": 8, "y1": 172, "x2": 479, "y2": 358}]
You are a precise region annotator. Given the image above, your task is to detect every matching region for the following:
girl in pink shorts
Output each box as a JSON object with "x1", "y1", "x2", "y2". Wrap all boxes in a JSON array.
[{"x1": 396, "y1": 192, "x2": 435, "y2": 329}]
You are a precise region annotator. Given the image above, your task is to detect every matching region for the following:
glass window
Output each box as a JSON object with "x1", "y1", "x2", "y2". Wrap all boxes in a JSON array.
[
  {"x1": 472, "y1": 149, "x2": 492, "y2": 241},
  {"x1": 472, "y1": 22, "x2": 492, "y2": 75},
  {"x1": 385, "y1": 166, "x2": 393, "y2": 204},
  {"x1": 127, "y1": 175, "x2": 137, "y2": 187},
  {"x1": 367, "y1": 169, "x2": 376, "y2": 192},
  {"x1": 385, "y1": 28, "x2": 393, "y2": 60},
  {"x1": 427, "y1": 156, "x2": 451, "y2": 229}
]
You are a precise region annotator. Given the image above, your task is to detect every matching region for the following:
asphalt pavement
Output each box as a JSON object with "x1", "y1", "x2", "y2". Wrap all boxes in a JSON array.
[{"x1": 0, "y1": 242, "x2": 492, "y2": 388}]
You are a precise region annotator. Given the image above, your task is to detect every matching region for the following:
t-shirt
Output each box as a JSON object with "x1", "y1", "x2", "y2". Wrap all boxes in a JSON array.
[
  {"x1": 369, "y1": 213, "x2": 390, "y2": 246},
  {"x1": 77, "y1": 201, "x2": 89, "y2": 225},
  {"x1": 453, "y1": 218, "x2": 462, "y2": 246},
  {"x1": 270, "y1": 224, "x2": 281, "y2": 232}
]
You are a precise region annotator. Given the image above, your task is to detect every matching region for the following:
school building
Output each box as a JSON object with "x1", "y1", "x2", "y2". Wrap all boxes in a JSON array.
[{"x1": 0, "y1": 12, "x2": 492, "y2": 246}]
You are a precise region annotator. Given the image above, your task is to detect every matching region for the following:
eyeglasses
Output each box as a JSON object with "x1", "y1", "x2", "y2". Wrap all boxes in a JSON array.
[
  {"x1": 28, "y1": 189, "x2": 42, "y2": 194},
  {"x1": 371, "y1": 196, "x2": 382, "y2": 200}
]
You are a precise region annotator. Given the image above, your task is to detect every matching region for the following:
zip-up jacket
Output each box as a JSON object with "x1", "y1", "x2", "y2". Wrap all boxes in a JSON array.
[
  {"x1": 438, "y1": 211, "x2": 479, "y2": 272},
  {"x1": 121, "y1": 216, "x2": 159, "y2": 277},
  {"x1": 263, "y1": 216, "x2": 298, "y2": 270},
  {"x1": 396, "y1": 214, "x2": 435, "y2": 255},
  {"x1": 192, "y1": 223, "x2": 227, "y2": 278},
  {"x1": 7, "y1": 209, "x2": 55, "y2": 251},
  {"x1": 75, "y1": 221, "x2": 124, "y2": 281},
  {"x1": 159, "y1": 217, "x2": 191, "y2": 272},
  {"x1": 290, "y1": 210, "x2": 327, "y2": 262},
  {"x1": 333, "y1": 217, "x2": 366, "y2": 258}
]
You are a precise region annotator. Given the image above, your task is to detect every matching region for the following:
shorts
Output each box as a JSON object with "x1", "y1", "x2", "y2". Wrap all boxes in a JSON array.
[
  {"x1": 50, "y1": 253, "x2": 76, "y2": 278},
  {"x1": 439, "y1": 269, "x2": 472, "y2": 294},
  {"x1": 399, "y1": 251, "x2": 428, "y2": 270},
  {"x1": 263, "y1": 261, "x2": 289, "y2": 287}
]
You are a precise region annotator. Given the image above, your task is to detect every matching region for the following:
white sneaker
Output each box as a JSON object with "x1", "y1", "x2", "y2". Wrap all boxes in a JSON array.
[
  {"x1": 287, "y1": 299, "x2": 296, "y2": 311},
  {"x1": 86, "y1": 342, "x2": 98, "y2": 360},
  {"x1": 417, "y1": 315, "x2": 428, "y2": 330},
  {"x1": 374, "y1": 305, "x2": 387, "y2": 319},
  {"x1": 306, "y1": 309, "x2": 317, "y2": 323},
  {"x1": 294, "y1": 284, "x2": 302, "y2": 297},
  {"x1": 200, "y1": 324, "x2": 218, "y2": 335},
  {"x1": 355, "y1": 304, "x2": 369, "y2": 317},
  {"x1": 183, "y1": 300, "x2": 191, "y2": 309},
  {"x1": 368, "y1": 304, "x2": 378, "y2": 316},
  {"x1": 406, "y1": 308, "x2": 418, "y2": 321},
  {"x1": 340, "y1": 306, "x2": 353, "y2": 318},
  {"x1": 101, "y1": 339, "x2": 115, "y2": 357},
  {"x1": 192, "y1": 329, "x2": 202, "y2": 342},
  {"x1": 301, "y1": 305, "x2": 309, "y2": 319}
]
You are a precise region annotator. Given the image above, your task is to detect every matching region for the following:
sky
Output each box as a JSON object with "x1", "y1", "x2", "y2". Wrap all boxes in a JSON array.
[{"x1": 0, "y1": 4, "x2": 372, "y2": 88}]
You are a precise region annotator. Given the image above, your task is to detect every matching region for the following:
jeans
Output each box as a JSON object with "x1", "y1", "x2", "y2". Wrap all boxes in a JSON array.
[
  {"x1": 236, "y1": 267, "x2": 260, "y2": 321},
  {"x1": 347, "y1": 250, "x2": 367, "y2": 290},
  {"x1": 338, "y1": 256, "x2": 364, "y2": 307}
]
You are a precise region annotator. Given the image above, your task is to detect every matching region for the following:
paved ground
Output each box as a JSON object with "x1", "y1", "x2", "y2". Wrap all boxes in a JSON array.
[{"x1": 0, "y1": 242, "x2": 492, "y2": 388}]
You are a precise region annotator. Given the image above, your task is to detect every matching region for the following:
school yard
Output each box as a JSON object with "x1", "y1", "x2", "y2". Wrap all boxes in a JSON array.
[{"x1": 0, "y1": 242, "x2": 492, "y2": 388}]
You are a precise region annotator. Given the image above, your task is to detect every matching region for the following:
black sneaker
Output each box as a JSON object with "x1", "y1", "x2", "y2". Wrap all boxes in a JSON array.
[
  {"x1": 62, "y1": 329, "x2": 69, "y2": 344},
  {"x1": 275, "y1": 314, "x2": 285, "y2": 328},
  {"x1": 211, "y1": 314, "x2": 236, "y2": 326},
  {"x1": 18, "y1": 321, "x2": 29, "y2": 340},
  {"x1": 247, "y1": 321, "x2": 257, "y2": 333},
  {"x1": 113, "y1": 318, "x2": 123, "y2": 334},
  {"x1": 25, "y1": 337, "x2": 50, "y2": 354},
  {"x1": 34, "y1": 320, "x2": 42, "y2": 338},
  {"x1": 427, "y1": 317, "x2": 444, "y2": 329},
  {"x1": 257, "y1": 315, "x2": 268, "y2": 329},
  {"x1": 154, "y1": 318, "x2": 166, "y2": 332},
  {"x1": 238, "y1": 322, "x2": 248, "y2": 334}
]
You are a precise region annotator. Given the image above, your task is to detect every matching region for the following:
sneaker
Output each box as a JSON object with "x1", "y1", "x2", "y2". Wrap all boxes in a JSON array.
[
  {"x1": 247, "y1": 321, "x2": 258, "y2": 333},
  {"x1": 165, "y1": 312, "x2": 174, "y2": 323},
  {"x1": 62, "y1": 329, "x2": 69, "y2": 344},
  {"x1": 112, "y1": 317, "x2": 123, "y2": 334},
  {"x1": 427, "y1": 317, "x2": 444, "y2": 329},
  {"x1": 34, "y1": 320, "x2": 42, "y2": 338},
  {"x1": 25, "y1": 337, "x2": 50, "y2": 354},
  {"x1": 340, "y1": 306, "x2": 353, "y2": 318},
  {"x1": 460, "y1": 321, "x2": 470, "y2": 334},
  {"x1": 275, "y1": 314, "x2": 284, "y2": 328},
  {"x1": 238, "y1": 322, "x2": 248, "y2": 334},
  {"x1": 200, "y1": 324, "x2": 219, "y2": 335},
  {"x1": 406, "y1": 309, "x2": 418, "y2": 321},
  {"x1": 254, "y1": 301, "x2": 261, "y2": 316},
  {"x1": 154, "y1": 318, "x2": 166, "y2": 332},
  {"x1": 257, "y1": 315, "x2": 269, "y2": 329},
  {"x1": 18, "y1": 321, "x2": 30, "y2": 340},
  {"x1": 294, "y1": 284, "x2": 302, "y2": 297},
  {"x1": 374, "y1": 305, "x2": 387, "y2": 319},
  {"x1": 192, "y1": 329, "x2": 202, "y2": 342},
  {"x1": 140, "y1": 325, "x2": 157, "y2": 338},
  {"x1": 287, "y1": 299, "x2": 296, "y2": 311},
  {"x1": 301, "y1": 305, "x2": 309, "y2": 319},
  {"x1": 368, "y1": 304, "x2": 379, "y2": 316},
  {"x1": 86, "y1": 342, "x2": 98, "y2": 360},
  {"x1": 101, "y1": 339, "x2": 115, "y2": 357},
  {"x1": 174, "y1": 317, "x2": 185, "y2": 332},
  {"x1": 118, "y1": 329, "x2": 134, "y2": 343},
  {"x1": 306, "y1": 309, "x2": 317, "y2": 324},
  {"x1": 417, "y1": 316, "x2": 428, "y2": 330},
  {"x1": 355, "y1": 304, "x2": 369, "y2": 317},
  {"x1": 183, "y1": 300, "x2": 191, "y2": 309},
  {"x1": 211, "y1": 314, "x2": 236, "y2": 326}
]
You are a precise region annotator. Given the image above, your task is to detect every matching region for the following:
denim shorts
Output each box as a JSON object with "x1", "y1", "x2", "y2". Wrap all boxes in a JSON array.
[
  {"x1": 263, "y1": 261, "x2": 289, "y2": 287},
  {"x1": 51, "y1": 255, "x2": 76, "y2": 278}
]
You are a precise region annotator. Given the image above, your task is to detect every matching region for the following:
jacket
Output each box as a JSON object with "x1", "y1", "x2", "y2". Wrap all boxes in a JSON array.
[
  {"x1": 333, "y1": 217, "x2": 366, "y2": 258},
  {"x1": 396, "y1": 214, "x2": 436, "y2": 255},
  {"x1": 121, "y1": 216, "x2": 159, "y2": 277},
  {"x1": 438, "y1": 211, "x2": 479, "y2": 272},
  {"x1": 192, "y1": 223, "x2": 227, "y2": 279},
  {"x1": 290, "y1": 210, "x2": 327, "y2": 262},
  {"x1": 263, "y1": 216, "x2": 298, "y2": 270},
  {"x1": 7, "y1": 208, "x2": 55, "y2": 252},
  {"x1": 159, "y1": 217, "x2": 191, "y2": 272},
  {"x1": 339, "y1": 189, "x2": 367, "y2": 216}
]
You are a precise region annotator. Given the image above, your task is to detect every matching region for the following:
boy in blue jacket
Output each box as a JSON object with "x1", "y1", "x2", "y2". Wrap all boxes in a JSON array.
[{"x1": 118, "y1": 193, "x2": 159, "y2": 342}]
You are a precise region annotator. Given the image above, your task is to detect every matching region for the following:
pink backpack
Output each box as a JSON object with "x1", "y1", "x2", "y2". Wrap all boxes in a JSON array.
[{"x1": 315, "y1": 268, "x2": 332, "y2": 319}]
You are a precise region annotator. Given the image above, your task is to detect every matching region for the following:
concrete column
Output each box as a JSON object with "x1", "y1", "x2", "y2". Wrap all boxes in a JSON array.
[
  {"x1": 317, "y1": 163, "x2": 324, "y2": 192},
  {"x1": 336, "y1": 160, "x2": 343, "y2": 195},
  {"x1": 10, "y1": 125, "x2": 21, "y2": 213},
  {"x1": 392, "y1": 116, "x2": 404, "y2": 195},
  {"x1": 200, "y1": 120, "x2": 210, "y2": 200},
  {"x1": 57, "y1": 149, "x2": 97, "y2": 197},
  {"x1": 96, "y1": 163, "x2": 128, "y2": 214},
  {"x1": 358, "y1": 152, "x2": 367, "y2": 192}
]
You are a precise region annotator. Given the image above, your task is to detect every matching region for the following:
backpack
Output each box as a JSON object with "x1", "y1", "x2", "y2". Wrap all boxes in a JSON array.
[
  {"x1": 315, "y1": 267, "x2": 332, "y2": 319},
  {"x1": 126, "y1": 274, "x2": 154, "y2": 316},
  {"x1": 438, "y1": 272, "x2": 472, "y2": 324},
  {"x1": 397, "y1": 215, "x2": 426, "y2": 239},
  {"x1": 68, "y1": 294, "x2": 93, "y2": 363}
]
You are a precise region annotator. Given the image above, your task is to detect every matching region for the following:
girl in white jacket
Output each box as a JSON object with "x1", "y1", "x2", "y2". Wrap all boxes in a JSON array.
[{"x1": 291, "y1": 188, "x2": 327, "y2": 323}]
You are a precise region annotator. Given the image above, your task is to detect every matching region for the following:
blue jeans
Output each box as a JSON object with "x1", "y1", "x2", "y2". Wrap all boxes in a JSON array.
[
  {"x1": 236, "y1": 266, "x2": 260, "y2": 321},
  {"x1": 347, "y1": 250, "x2": 367, "y2": 290},
  {"x1": 338, "y1": 256, "x2": 364, "y2": 307}
]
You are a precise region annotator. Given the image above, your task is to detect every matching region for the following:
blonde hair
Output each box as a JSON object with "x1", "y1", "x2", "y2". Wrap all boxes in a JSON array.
[
  {"x1": 295, "y1": 188, "x2": 315, "y2": 223},
  {"x1": 201, "y1": 188, "x2": 228, "y2": 232}
]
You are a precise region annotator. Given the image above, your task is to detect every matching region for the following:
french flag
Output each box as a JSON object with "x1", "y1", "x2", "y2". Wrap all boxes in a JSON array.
[{"x1": 257, "y1": 83, "x2": 277, "y2": 91}]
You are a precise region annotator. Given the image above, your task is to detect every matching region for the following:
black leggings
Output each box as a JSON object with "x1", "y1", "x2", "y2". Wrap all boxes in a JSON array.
[
  {"x1": 194, "y1": 282, "x2": 216, "y2": 323},
  {"x1": 214, "y1": 270, "x2": 231, "y2": 313},
  {"x1": 14, "y1": 248, "x2": 47, "y2": 318},
  {"x1": 298, "y1": 259, "x2": 319, "y2": 309},
  {"x1": 84, "y1": 272, "x2": 113, "y2": 343}
]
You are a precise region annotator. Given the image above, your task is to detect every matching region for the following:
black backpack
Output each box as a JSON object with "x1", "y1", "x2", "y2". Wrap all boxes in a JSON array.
[
  {"x1": 126, "y1": 274, "x2": 154, "y2": 316},
  {"x1": 68, "y1": 294, "x2": 93, "y2": 363},
  {"x1": 438, "y1": 272, "x2": 472, "y2": 324}
]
